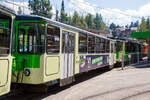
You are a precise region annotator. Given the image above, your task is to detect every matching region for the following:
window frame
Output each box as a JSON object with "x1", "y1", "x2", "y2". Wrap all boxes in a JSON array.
[
  {"x1": 87, "y1": 34, "x2": 96, "y2": 53},
  {"x1": 46, "y1": 24, "x2": 60, "y2": 54},
  {"x1": 0, "y1": 19, "x2": 11, "y2": 56},
  {"x1": 78, "y1": 32, "x2": 88, "y2": 53},
  {"x1": 17, "y1": 22, "x2": 46, "y2": 54}
]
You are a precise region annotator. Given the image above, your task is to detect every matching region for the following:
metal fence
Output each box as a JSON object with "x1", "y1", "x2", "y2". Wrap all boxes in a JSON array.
[{"x1": 121, "y1": 53, "x2": 148, "y2": 70}]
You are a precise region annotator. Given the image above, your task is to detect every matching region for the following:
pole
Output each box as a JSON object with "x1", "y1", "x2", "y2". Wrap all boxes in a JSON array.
[{"x1": 122, "y1": 54, "x2": 124, "y2": 70}]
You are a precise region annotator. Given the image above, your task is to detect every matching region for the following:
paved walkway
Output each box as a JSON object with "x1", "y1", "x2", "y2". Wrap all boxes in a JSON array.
[{"x1": 39, "y1": 63, "x2": 150, "y2": 100}]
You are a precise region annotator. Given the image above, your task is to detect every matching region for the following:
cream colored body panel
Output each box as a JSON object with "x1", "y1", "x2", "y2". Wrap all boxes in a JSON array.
[{"x1": 0, "y1": 55, "x2": 12, "y2": 96}]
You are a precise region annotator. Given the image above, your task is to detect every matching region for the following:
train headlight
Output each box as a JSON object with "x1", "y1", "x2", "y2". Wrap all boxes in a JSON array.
[{"x1": 24, "y1": 69, "x2": 31, "y2": 76}]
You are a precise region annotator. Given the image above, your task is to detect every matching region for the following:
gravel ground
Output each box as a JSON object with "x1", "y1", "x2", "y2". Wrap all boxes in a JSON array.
[{"x1": 3, "y1": 63, "x2": 150, "y2": 100}]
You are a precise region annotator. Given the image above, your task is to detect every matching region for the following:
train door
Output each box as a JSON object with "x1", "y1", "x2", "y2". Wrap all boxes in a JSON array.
[
  {"x1": 109, "y1": 41, "x2": 114, "y2": 67},
  {"x1": 0, "y1": 8, "x2": 15, "y2": 96},
  {"x1": 60, "y1": 31, "x2": 75, "y2": 86}
]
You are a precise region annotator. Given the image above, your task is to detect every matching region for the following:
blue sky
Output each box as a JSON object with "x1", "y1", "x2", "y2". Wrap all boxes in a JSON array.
[
  {"x1": 85, "y1": 0, "x2": 150, "y2": 10},
  {"x1": 2, "y1": 0, "x2": 150, "y2": 26}
]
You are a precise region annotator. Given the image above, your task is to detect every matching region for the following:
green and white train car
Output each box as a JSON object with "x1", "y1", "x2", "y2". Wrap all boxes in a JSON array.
[
  {"x1": 0, "y1": 5, "x2": 15, "y2": 96},
  {"x1": 0, "y1": 7, "x2": 116, "y2": 95},
  {"x1": 11, "y1": 15, "x2": 116, "y2": 86},
  {"x1": 115, "y1": 38, "x2": 143, "y2": 66}
]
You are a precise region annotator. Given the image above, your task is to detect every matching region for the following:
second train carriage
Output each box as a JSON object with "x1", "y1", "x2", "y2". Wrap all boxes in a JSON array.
[
  {"x1": 115, "y1": 38, "x2": 144, "y2": 66},
  {"x1": 10, "y1": 15, "x2": 116, "y2": 87}
]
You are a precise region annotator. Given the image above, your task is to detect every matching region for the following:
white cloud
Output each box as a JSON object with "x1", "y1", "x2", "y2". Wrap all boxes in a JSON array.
[
  {"x1": 100, "y1": 2, "x2": 150, "y2": 25},
  {"x1": 1, "y1": 0, "x2": 56, "y2": 16},
  {"x1": 1, "y1": 0, "x2": 150, "y2": 26},
  {"x1": 68, "y1": 0, "x2": 96, "y2": 15},
  {"x1": 67, "y1": 0, "x2": 150, "y2": 26},
  {"x1": 1, "y1": 1, "x2": 31, "y2": 14}
]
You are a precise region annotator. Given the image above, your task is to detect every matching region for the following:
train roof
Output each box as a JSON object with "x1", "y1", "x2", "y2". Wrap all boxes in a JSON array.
[
  {"x1": 109, "y1": 37, "x2": 143, "y2": 44},
  {"x1": 16, "y1": 15, "x2": 114, "y2": 41}
]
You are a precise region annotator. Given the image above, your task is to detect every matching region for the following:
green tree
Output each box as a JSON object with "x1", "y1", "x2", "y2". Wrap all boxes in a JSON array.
[
  {"x1": 109, "y1": 23, "x2": 116, "y2": 30},
  {"x1": 28, "y1": 0, "x2": 52, "y2": 19},
  {"x1": 80, "y1": 15, "x2": 88, "y2": 29},
  {"x1": 109, "y1": 23, "x2": 117, "y2": 37},
  {"x1": 94, "y1": 13, "x2": 102, "y2": 30},
  {"x1": 146, "y1": 17, "x2": 150, "y2": 31},
  {"x1": 100, "y1": 22, "x2": 106, "y2": 30},
  {"x1": 138, "y1": 17, "x2": 148, "y2": 32},
  {"x1": 134, "y1": 20, "x2": 139, "y2": 27},
  {"x1": 85, "y1": 13, "x2": 94, "y2": 29},
  {"x1": 60, "y1": 0, "x2": 68, "y2": 23},
  {"x1": 56, "y1": 10, "x2": 59, "y2": 21},
  {"x1": 67, "y1": 15, "x2": 72, "y2": 25},
  {"x1": 72, "y1": 11, "x2": 80, "y2": 26}
]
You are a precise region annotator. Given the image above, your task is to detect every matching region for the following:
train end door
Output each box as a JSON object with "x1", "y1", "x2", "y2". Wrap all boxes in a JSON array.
[{"x1": 0, "y1": 7, "x2": 14, "y2": 96}]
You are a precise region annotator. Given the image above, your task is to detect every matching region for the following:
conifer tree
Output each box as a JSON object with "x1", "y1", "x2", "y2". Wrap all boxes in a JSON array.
[
  {"x1": 80, "y1": 15, "x2": 88, "y2": 29},
  {"x1": 138, "y1": 17, "x2": 148, "y2": 32},
  {"x1": 60, "y1": 0, "x2": 68, "y2": 23},
  {"x1": 146, "y1": 17, "x2": 150, "y2": 31},
  {"x1": 72, "y1": 11, "x2": 80, "y2": 26},
  {"x1": 28, "y1": 0, "x2": 53, "y2": 19},
  {"x1": 85, "y1": 13, "x2": 94, "y2": 29}
]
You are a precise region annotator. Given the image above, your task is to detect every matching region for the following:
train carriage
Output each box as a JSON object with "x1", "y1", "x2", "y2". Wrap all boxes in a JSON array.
[
  {"x1": 11, "y1": 15, "x2": 116, "y2": 87},
  {"x1": 0, "y1": 5, "x2": 15, "y2": 96},
  {"x1": 115, "y1": 38, "x2": 143, "y2": 66}
]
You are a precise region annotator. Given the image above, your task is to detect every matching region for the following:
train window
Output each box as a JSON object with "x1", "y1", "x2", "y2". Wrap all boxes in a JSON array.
[
  {"x1": 0, "y1": 19, "x2": 10, "y2": 55},
  {"x1": 116, "y1": 41, "x2": 123, "y2": 52},
  {"x1": 88, "y1": 35, "x2": 95, "y2": 53},
  {"x1": 125, "y1": 42, "x2": 129, "y2": 52},
  {"x1": 18, "y1": 23, "x2": 45, "y2": 54},
  {"x1": 68, "y1": 32, "x2": 75, "y2": 53},
  {"x1": 103, "y1": 39, "x2": 106, "y2": 53},
  {"x1": 46, "y1": 25, "x2": 60, "y2": 54},
  {"x1": 106, "y1": 40, "x2": 110, "y2": 53},
  {"x1": 62, "y1": 31, "x2": 66, "y2": 53},
  {"x1": 79, "y1": 32, "x2": 87, "y2": 53},
  {"x1": 95, "y1": 37, "x2": 101, "y2": 53},
  {"x1": 100, "y1": 38, "x2": 105, "y2": 53},
  {"x1": 62, "y1": 31, "x2": 75, "y2": 53},
  {"x1": 111, "y1": 43, "x2": 113, "y2": 53}
]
